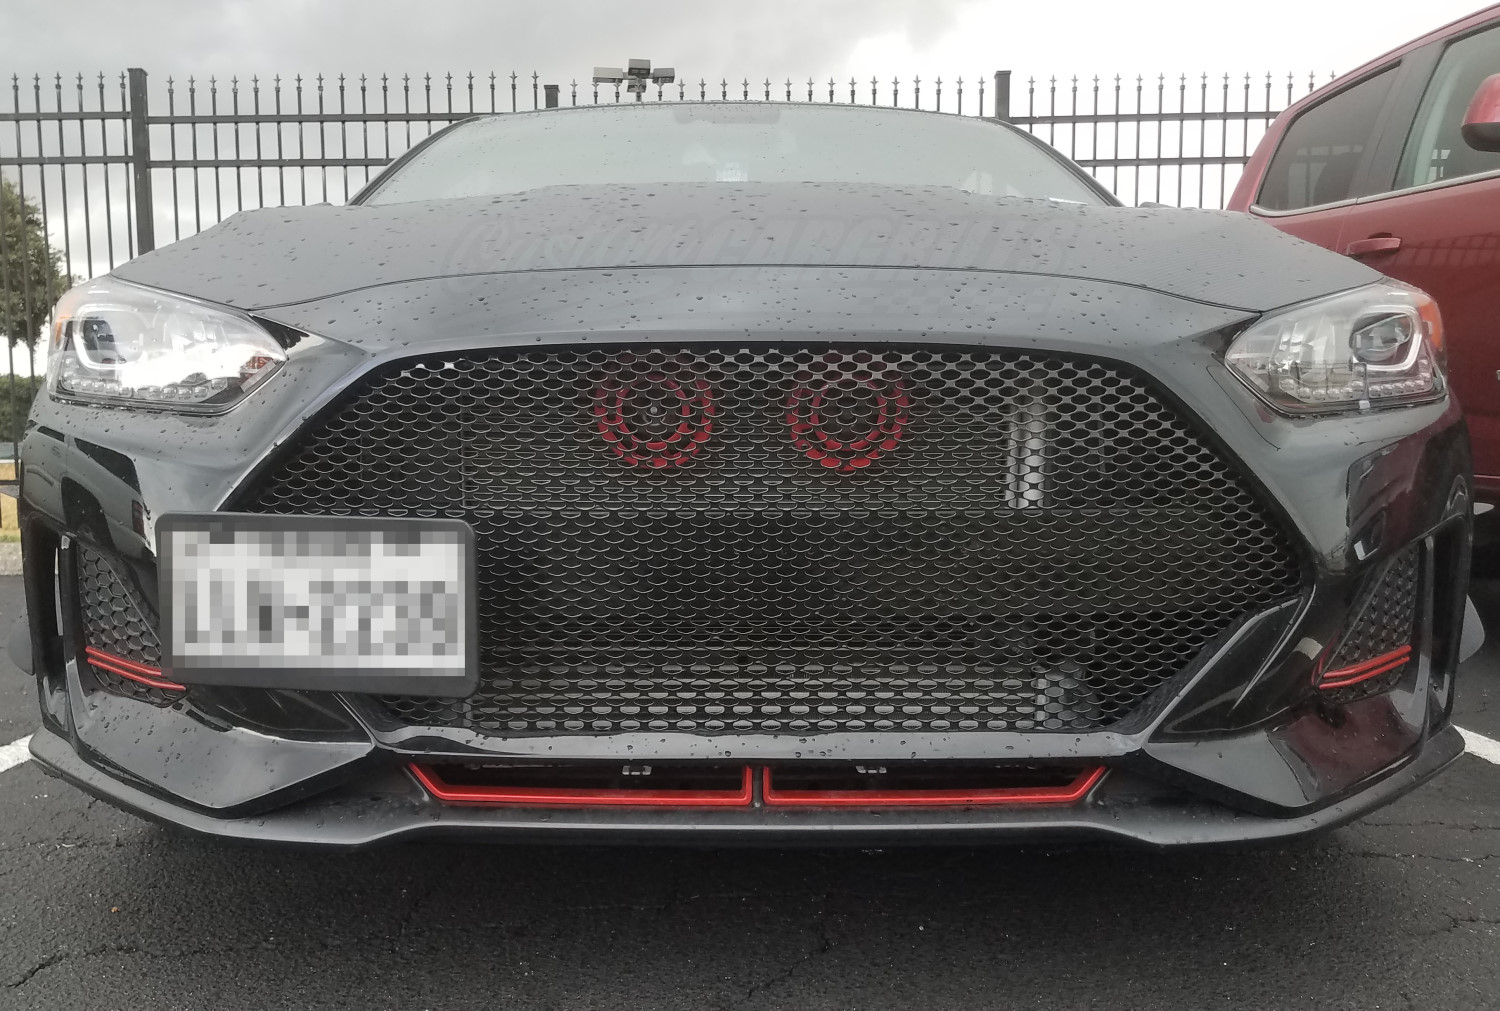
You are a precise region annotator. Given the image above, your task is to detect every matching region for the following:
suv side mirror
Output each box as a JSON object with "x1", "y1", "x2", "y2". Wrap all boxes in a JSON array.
[{"x1": 1462, "y1": 73, "x2": 1500, "y2": 152}]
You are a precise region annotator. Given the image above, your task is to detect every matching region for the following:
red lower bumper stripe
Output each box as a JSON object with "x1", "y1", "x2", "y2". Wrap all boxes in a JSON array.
[
  {"x1": 83, "y1": 646, "x2": 186, "y2": 692},
  {"x1": 760, "y1": 765, "x2": 1107, "y2": 807},
  {"x1": 411, "y1": 764, "x2": 1107, "y2": 809},
  {"x1": 1319, "y1": 645, "x2": 1413, "y2": 691},
  {"x1": 409, "y1": 764, "x2": 756, "y2": 808}
]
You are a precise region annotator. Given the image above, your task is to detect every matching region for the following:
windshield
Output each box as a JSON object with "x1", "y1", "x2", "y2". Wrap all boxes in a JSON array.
[{"x1": 363, "y1": 103, "x2": 1107, "y2": 205}]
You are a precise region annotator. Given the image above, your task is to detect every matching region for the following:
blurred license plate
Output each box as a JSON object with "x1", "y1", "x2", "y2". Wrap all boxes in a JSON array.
[{"x1": 158, "y1": 513, "x2": 476, "y2": 696}]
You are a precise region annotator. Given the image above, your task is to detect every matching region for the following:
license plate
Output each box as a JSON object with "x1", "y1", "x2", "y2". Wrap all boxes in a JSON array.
[{"x1": 158, "y1": 513, "x2": 476, "y2": 696}]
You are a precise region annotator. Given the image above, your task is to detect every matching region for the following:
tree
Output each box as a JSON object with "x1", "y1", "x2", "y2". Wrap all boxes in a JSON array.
[
  {"x1": 0, "y1": 177, "x2": 71, "y2": 376},
  {"x1": 0, "y1": 374, "x2": 44, "y2": 444}
]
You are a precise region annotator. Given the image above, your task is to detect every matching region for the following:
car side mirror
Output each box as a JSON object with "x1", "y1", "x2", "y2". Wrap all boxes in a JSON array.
[{"x1": 1461, "y1": 73, "x2": 1500, "y2": 152}]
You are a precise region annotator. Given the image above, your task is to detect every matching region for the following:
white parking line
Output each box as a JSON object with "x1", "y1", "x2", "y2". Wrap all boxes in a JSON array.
[
  {"x1": 1459, "y1": 726, "x2": 1500, "y2": 767},
  {"x1": 0, "y1": 734, "x2": 32, "y2": 775}
]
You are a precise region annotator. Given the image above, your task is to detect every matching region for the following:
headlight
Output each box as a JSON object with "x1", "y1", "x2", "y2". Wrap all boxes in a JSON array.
[
  {"x1": 1225, "y1": 282, "x2": 1445, "y2": 415},
  {"x1": 46, "y1": 277, "x2": 286, "y2": 413}
]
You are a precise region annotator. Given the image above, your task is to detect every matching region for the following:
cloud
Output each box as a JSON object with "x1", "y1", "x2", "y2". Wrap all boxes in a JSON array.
[{"x1": 5, "y1": 0, "x2": 976, "y2": 85}]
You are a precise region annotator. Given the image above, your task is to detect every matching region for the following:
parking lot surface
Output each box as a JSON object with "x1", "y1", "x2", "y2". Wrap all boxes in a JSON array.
[{"x1": 2, "y1": 575, "x2": 1499, "y2": 1011}]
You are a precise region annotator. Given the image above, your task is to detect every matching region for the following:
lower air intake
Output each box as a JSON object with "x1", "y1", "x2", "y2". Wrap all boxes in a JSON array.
[
  {"x1": 242, "y1": 345, "x2": 1303, "y2": 735},
  {"x1": 1321, "y1": 544, "x2": 1421, "y2": 700},
  {"x1": 76, "y1": 544, "x2": 179, "y2": 705}
]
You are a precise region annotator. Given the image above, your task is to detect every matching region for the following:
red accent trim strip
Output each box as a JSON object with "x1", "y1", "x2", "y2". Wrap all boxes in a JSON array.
[
  {"x1": 761, "y1": 766, "x2": 1107, "y2": 808},
  {"x1": 409, "y1": 764, "x2": 756, "y2": 808},
  {"x1": 83, "y1": 646, "x2": 187, "y2": 692},
  {"x1": 1318, "y1": 645, "x2": 1413, "y2": 690}
]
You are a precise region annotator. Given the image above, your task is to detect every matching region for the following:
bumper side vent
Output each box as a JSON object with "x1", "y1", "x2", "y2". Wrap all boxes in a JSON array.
[
  {"x1": 1319, "y1": 544, "x2": 1421, "y2": 700},
  {"x1": 75, "y1": 544, "x2": 182, "y2": 705}
]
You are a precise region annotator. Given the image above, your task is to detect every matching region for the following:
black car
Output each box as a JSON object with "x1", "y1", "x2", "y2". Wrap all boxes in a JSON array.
[{"x1": 15, "y1": 102, "x2": 1471, "y2": 846}]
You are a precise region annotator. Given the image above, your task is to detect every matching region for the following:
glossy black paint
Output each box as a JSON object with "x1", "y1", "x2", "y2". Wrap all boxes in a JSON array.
[
  {"x1": 17, "y1": 105, "x2": 1473, "y2": 844},
  {"x1": 111, "y1": 181, "x2": 1378, "y2": 314}
]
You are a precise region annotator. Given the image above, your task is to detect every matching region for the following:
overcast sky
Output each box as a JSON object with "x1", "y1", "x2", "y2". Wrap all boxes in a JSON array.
[{"x1": 3, "y1": 0, "x2": 1490, "y2": 89}]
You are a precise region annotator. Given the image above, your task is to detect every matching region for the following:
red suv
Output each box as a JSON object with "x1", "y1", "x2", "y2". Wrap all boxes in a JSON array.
[{"x1": 1230, "y1": 5, "x2": 1500, "y2": 497}]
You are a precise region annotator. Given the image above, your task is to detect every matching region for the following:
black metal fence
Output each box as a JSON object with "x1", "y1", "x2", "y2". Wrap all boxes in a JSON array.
[{"x1": 0, "y1": 65, "x2": 1337, "y2": 391}]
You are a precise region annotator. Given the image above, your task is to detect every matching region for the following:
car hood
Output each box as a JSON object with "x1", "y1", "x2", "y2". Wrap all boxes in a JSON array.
[{"x1": 113, "y1": 182, "x2": 1377, "y2": 314}]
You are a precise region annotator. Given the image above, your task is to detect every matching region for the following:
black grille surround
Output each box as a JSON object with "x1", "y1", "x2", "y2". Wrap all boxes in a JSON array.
[{"x1": 241, "y1": 344, "x2": 1304, "y2": 737}]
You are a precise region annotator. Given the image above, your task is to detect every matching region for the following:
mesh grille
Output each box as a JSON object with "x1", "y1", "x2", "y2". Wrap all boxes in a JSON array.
[
  {"x1": 1324, "y1": 545, "x2": 1420, "y2": 701},
  {"x1": 76, "y1": 543, "x2": 179, "y2": 705},
  {"x1": 243, "y1": 345, "x2": 1302, "y2": 735}
]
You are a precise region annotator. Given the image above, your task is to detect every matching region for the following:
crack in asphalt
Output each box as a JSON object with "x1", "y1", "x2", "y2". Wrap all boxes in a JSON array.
[
  {"x1": 1344, "y1": 849, "x2": 1500, "y2": 865},
  {"x1": 719, "y1": 894, "x2": 837, "y2": 1011},
  {"x1": 1433, "y1": 914, "x2": 1500, "y2": 937},
  {"x1": 1359, "y1": 821, "x2": 1500, "y2": 831},
  {"x1": 4, "y1": 943, "x2": 246, "y2": 991}
]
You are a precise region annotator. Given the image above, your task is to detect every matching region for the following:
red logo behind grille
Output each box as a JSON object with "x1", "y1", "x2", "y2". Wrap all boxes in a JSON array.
[
  {"x1": 592, "y1": 372, "x2": 718, "y2": 469},
  {"x1": 784, "y1": 375, "x2": 912, "y2": 473}
]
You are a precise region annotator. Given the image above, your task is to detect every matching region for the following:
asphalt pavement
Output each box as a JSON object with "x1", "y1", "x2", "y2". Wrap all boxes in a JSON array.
[{"x1": 2, "y1": 574, "x2": 1499, "y2": 1011}]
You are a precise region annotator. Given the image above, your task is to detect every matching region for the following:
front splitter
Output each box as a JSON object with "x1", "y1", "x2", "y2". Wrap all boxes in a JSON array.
[{"x1": 28, "y1": 724, "x2": 1464, "y2": 849}]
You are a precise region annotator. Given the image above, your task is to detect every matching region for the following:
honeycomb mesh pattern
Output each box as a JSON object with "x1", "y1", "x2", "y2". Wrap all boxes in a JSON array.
[
  {"x1": 76, "y1": 543, "x2": 180, "y2": 706},
  {"x1": 243, "y1": 345, "x2": 1303, "y2": 735},
  {"x1": 1325, "y1": 545, "x2": 1421, "y2": 701}
]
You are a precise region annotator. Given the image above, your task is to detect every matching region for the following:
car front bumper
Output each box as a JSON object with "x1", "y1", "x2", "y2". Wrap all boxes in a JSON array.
[
  {"x1": 15, "y1": 267, "x2": 1478, "y2": 845},
  {"x1": 28, "y1": 721, "x2": 1466, "y2": 848}
]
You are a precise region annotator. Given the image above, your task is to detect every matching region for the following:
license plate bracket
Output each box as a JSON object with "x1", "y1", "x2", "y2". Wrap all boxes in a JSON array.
[{"x1": 158, "y1": 513, "x2": 477, "y2": 697}]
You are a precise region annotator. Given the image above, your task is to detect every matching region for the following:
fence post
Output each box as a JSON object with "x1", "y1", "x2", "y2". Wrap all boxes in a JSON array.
[
  {"x1": 993, "y1": 70, "x2": 1012, "y2": 122},
  {"x1": 126, "y1": 68, "x2": 155, "y2": 254}
]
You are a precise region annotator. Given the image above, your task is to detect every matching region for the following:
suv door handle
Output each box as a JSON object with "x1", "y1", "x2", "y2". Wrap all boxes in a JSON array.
[{"x1": 1344, "y1": 236, "x2": 1403, "y2": 257}]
